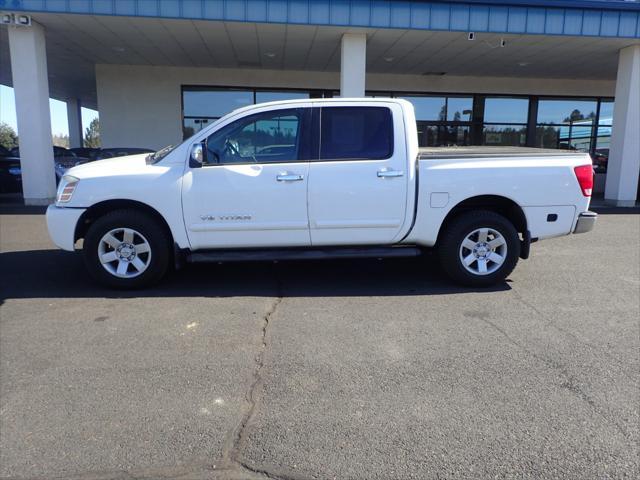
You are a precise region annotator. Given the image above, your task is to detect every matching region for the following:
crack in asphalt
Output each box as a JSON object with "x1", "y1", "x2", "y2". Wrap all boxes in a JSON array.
[
  {"x1": 469, "y1": 312, "x2": 633, "y2": 443},
  {"x1": 2, "y1": 275, "x2": 302, "y2": 480},
  {"x1": 218, "y1": 274, "x2": 289, "y2": 480}
]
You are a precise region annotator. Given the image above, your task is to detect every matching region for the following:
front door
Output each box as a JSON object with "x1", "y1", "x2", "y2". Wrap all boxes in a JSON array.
[
  {"x1": 307, "y1": 104, "x2": 409, "y2": 245},
  {"x1": 182, "y1": 106, "x2": 312, "y2": 250}
]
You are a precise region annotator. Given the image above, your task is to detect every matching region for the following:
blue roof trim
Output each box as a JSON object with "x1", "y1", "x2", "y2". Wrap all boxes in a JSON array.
[
  {"x1": 433, "y1": 1, "x2": 640, "y2": 11},
  {"x1": 1, "y1": 0, "x2": 639, "y2": 38}
]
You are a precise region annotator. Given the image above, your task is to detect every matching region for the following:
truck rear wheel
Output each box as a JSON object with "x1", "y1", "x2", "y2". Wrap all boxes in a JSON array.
[
  {"x1": 83, "y1": 209, "x2": 171, "y2": 289},
  {"x1": 438, "y1": 210, "x2": 520, "y2": 287}
]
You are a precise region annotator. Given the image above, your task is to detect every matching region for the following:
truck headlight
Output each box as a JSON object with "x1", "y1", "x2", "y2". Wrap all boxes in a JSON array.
[{"x1": 56, "y1": 175, "x2": 79, "y2": 204}]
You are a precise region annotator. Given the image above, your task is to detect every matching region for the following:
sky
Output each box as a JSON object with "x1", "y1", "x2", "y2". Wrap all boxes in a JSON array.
[{"x1": 0, "y1": 85, "x2": 99, "y2": 137}]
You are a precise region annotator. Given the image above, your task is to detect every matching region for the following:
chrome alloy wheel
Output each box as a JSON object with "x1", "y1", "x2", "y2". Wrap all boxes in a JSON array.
[
  {"x1": 458, "y1": 227, "x2": 507, "y2": 276},
  {"x1": 97, "y1": 228, "x2": 152, "y2": 278}
]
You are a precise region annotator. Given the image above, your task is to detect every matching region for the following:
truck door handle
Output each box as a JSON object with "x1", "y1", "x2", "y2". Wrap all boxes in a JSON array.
[
  {"x1": 276, "y1": 173, "x2": 304, "y2": 182},
  {"x1": 377, "y1": 169, "x2": 404, "y2": 178}
]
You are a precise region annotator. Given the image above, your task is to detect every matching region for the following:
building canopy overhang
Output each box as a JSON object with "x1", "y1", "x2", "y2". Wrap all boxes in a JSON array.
[{"x1": 1, "y1": 6, "x2": 639, "y2": 108}]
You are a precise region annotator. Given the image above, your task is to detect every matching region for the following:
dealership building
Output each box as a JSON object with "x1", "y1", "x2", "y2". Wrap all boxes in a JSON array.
[{"x1": 1, "y1": 0, "x2": 639, "y2": 205}]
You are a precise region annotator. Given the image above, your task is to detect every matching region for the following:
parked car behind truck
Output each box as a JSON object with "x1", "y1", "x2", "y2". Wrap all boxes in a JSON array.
[
  {"x1": 1, "y1": 146, "x2": 89, "y2": 193},
  {"x1": 46, "y1": 98, "x2": 596, "y2": 288}
]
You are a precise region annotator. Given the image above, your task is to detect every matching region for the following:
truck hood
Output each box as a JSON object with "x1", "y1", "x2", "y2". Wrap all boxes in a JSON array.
[{"x1": 65, "y1": 153, "x2": 151, "y2": 179}]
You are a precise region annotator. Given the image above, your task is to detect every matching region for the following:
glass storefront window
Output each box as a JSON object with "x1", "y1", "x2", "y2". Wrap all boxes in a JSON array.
[
  {"x1": 399, "y1": 96, "x2": 446, "y2": 121},
  {"x1": 183, "y1": 118, "x2": 214, "y2": 139},
  {"x1": 592, "y1": 100, "x2": 614, "y2": 172},
  {"x1": 446, "y1": 97, "x2": 473, "y2": 121},
  {"x1": 537, "y1": 99, "x2": 597, "y2": 125},
  {"x1": 484, "y1": 98, "x2": 529, "y2": 123},
  {"x1": 535, "y1": 125, "x2": 593, "y2": 151},
  {"x1": 483, "y1": 125, "x2": 527, "y2": 146},
  {"x1": 401, "y1": 95, "x2": 472, "y2": 147},
  {"x1": 182, "y1": 89, "x2": 615, "y2": 167},
  {"x1": 593, "y1": 130, "x2": 611, "y2": 174},
  {"x1": 182, "y1": 88, "x2": 310, "y2": 140},
  {"x1": 598, "y1": 100, "x2": 614, "y2": 126},
  {"x1": 418, "y1": 123, "x2": 471, "y2": 147},
  {"x1": 183, "y1": 89, "x2": 253, "y2": 118}
]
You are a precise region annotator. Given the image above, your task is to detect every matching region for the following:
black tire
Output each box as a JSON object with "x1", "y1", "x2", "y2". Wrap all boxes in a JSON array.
[
  {"x1": 438, "y1": 210, "x2": 520, "y2": 287},
  {"x1": 83, "y1": 209, "x2": 171, "y2": 289}
]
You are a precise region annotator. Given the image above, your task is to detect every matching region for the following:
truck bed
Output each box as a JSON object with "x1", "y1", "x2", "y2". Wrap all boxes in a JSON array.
[{"x1": 418, "y1": 146, "x2": 587, "y2": 160}]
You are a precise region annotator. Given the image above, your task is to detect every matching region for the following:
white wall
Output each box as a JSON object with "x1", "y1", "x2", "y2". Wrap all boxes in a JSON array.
[{"x1": 96, "y1": 64, "x2": 616, "y2": 151}]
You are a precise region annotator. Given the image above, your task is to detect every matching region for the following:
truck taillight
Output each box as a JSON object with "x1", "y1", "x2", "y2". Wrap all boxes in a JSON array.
[{"x1": 574, "y1": 165, "x2": 593, "y2": 197}]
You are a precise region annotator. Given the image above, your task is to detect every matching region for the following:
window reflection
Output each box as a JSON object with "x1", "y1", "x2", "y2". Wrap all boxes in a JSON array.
[
  {"x1": 534, "y1": 98, "x2": 610, "y2": 171},
  {"x1": 593, "y1": 129, "x2": 612, "y2": 173},
  {"x1": 402, "y1": 95, "x2": 472, "y2": 147},
  {"x1": 446, "y1": 97, "x2": 473, "y2": 121},
  {"x1": 483, "y1": 125, "x2": 527, "y2": 146},
  {"x1": 181, "y1": 88, "x2": 615, "y2": 170},
  {"x1": 484, "y1": 98, "x2": 529, "y2": 124},
  {"x1": 398, "y1": 96, "x2": 446, "y2": 121},
  {"x1": 598, "y1": 101, "x2": 614, "y2": 126},
  {"x1": 182, "y1": 88, "x2": 310, "y2": 140},
  {"x1": 482, "y1": 97, "x2": 529, "y2": 147},
  {"x1": 418, "y1": 124, "x2": 471, "y2": 147},
  {"x1": 537, "y1": 99, "x2": 597, "y2": 125},
  {"x1": 205, "y1": 109, "x2": 302, "y2": 165},
  {"x1": 183, "y1": 90, "x2": 253, "y2": 118}
]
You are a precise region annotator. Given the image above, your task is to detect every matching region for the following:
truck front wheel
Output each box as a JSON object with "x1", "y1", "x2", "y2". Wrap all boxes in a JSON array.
[
  {"x1": 438, "y1": 210, "x2": 520, "y2": 287},
  {"x1": 83, "y1": 209, "x2": 171, "y2": 289}
]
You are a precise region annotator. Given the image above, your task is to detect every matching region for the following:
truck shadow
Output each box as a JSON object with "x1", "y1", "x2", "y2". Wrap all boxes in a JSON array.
[{"x1": 0, "y1": 249, "x2": 511, "y2": 301}]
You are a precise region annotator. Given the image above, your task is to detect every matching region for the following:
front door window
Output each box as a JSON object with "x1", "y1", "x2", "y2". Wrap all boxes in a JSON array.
[{"x1": 205, "y1": 109, "x2": 303, "y2": 165}]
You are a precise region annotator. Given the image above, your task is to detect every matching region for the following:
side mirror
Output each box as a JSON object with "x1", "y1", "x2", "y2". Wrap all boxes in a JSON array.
[{"x1": 189, "y1": 142, "x2": 204, "y2": 168}]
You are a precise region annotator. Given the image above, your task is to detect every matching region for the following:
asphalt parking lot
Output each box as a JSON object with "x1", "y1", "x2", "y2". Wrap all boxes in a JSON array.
[{"x1": 1, "y1": 207, "x2": 638, "y2": 480}]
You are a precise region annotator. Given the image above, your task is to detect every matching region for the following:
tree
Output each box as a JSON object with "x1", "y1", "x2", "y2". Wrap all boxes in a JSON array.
[
  {"x1": 564, "y1": 109, "x2": 585, "y2": 123},
  {"x1": 438, "y1": 105, "x2": 446, "y2": 121},
  {"x1": 84, "y1": 118, "x2": 101, "y2": 147},
  {"x1": 0, "y1": 122, "x2": 18, "y2": 149},
  {"x1": 52, "y1": 133, "x2": 69, "y2": 148}
]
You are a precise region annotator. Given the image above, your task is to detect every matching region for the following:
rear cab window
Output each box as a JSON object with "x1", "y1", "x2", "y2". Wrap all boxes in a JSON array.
[{"x1": 319, "y1": 107, "x2": 394, "y2": 161}]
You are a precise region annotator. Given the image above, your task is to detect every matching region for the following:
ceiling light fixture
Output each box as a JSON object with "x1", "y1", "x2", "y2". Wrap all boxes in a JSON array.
[
  {"x1": 384, "y1": 57, "x2": 394, "y2": 62},
  {"x1": 264, "y1": 52, "x2": 277, "y2": 58}
]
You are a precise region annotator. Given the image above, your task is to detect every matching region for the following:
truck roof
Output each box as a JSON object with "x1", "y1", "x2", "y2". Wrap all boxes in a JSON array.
[
  {"x1": 229, "y1": 97, "x2": 407, "y2": 116},
  {"x1": 418, "y1": 146, "x2": 589, "y2": 159}
]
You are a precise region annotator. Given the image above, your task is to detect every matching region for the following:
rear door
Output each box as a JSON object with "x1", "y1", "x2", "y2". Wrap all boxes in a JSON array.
[{"x1": 307, "y1": 103, "x2": 409, "y2": 245}]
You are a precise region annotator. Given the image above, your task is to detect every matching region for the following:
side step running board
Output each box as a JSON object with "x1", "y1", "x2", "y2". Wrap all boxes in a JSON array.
[{"x1": 187, "y1": 246, "x2": 423, "y2": 263}]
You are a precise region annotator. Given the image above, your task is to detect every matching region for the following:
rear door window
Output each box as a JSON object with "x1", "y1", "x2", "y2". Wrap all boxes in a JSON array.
[{"x1": 319, "y1": 107, "x2": 393, "y2": 161}]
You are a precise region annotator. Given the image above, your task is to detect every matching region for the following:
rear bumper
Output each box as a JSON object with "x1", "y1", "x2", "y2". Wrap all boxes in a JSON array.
[
  {"x1": 573, "y1": 211, "x2": 597, "y2": 234},
  {"x1": 46, "y1": 205, "x2": 86, "y2": 251}
]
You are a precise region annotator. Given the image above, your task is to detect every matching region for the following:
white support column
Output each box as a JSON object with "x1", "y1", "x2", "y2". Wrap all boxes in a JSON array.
[
  {"x1": 67, "y1": 98, "x2": 83, "y2": 148},
  {"x1": 8, "y1": 20, "x2": 56, "y2": 205},
  {"x1": 605, "y1": 45, "x2": 640, "y2": 207},
  {"x1": 340, "y1": 33, "x2": 367, "y2": 98}
]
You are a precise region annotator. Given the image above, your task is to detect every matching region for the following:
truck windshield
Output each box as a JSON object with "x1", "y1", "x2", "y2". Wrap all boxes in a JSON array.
[{"x1": 146, "y1": 145, "x2": 176, "y2": 164}]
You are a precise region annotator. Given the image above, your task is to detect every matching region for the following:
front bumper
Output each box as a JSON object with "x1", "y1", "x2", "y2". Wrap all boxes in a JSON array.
[
  {"x1": 573, "y1": 211, "x2": 597, "y2": 234},
  {"x1": 46, "y1": 205, "x2": 86, "y2": 251}
]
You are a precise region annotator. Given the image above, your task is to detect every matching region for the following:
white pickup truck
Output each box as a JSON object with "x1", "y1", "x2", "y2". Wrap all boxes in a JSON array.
[{"x1": 46, "y1": 98, "x2": 596, "y2": 288}]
